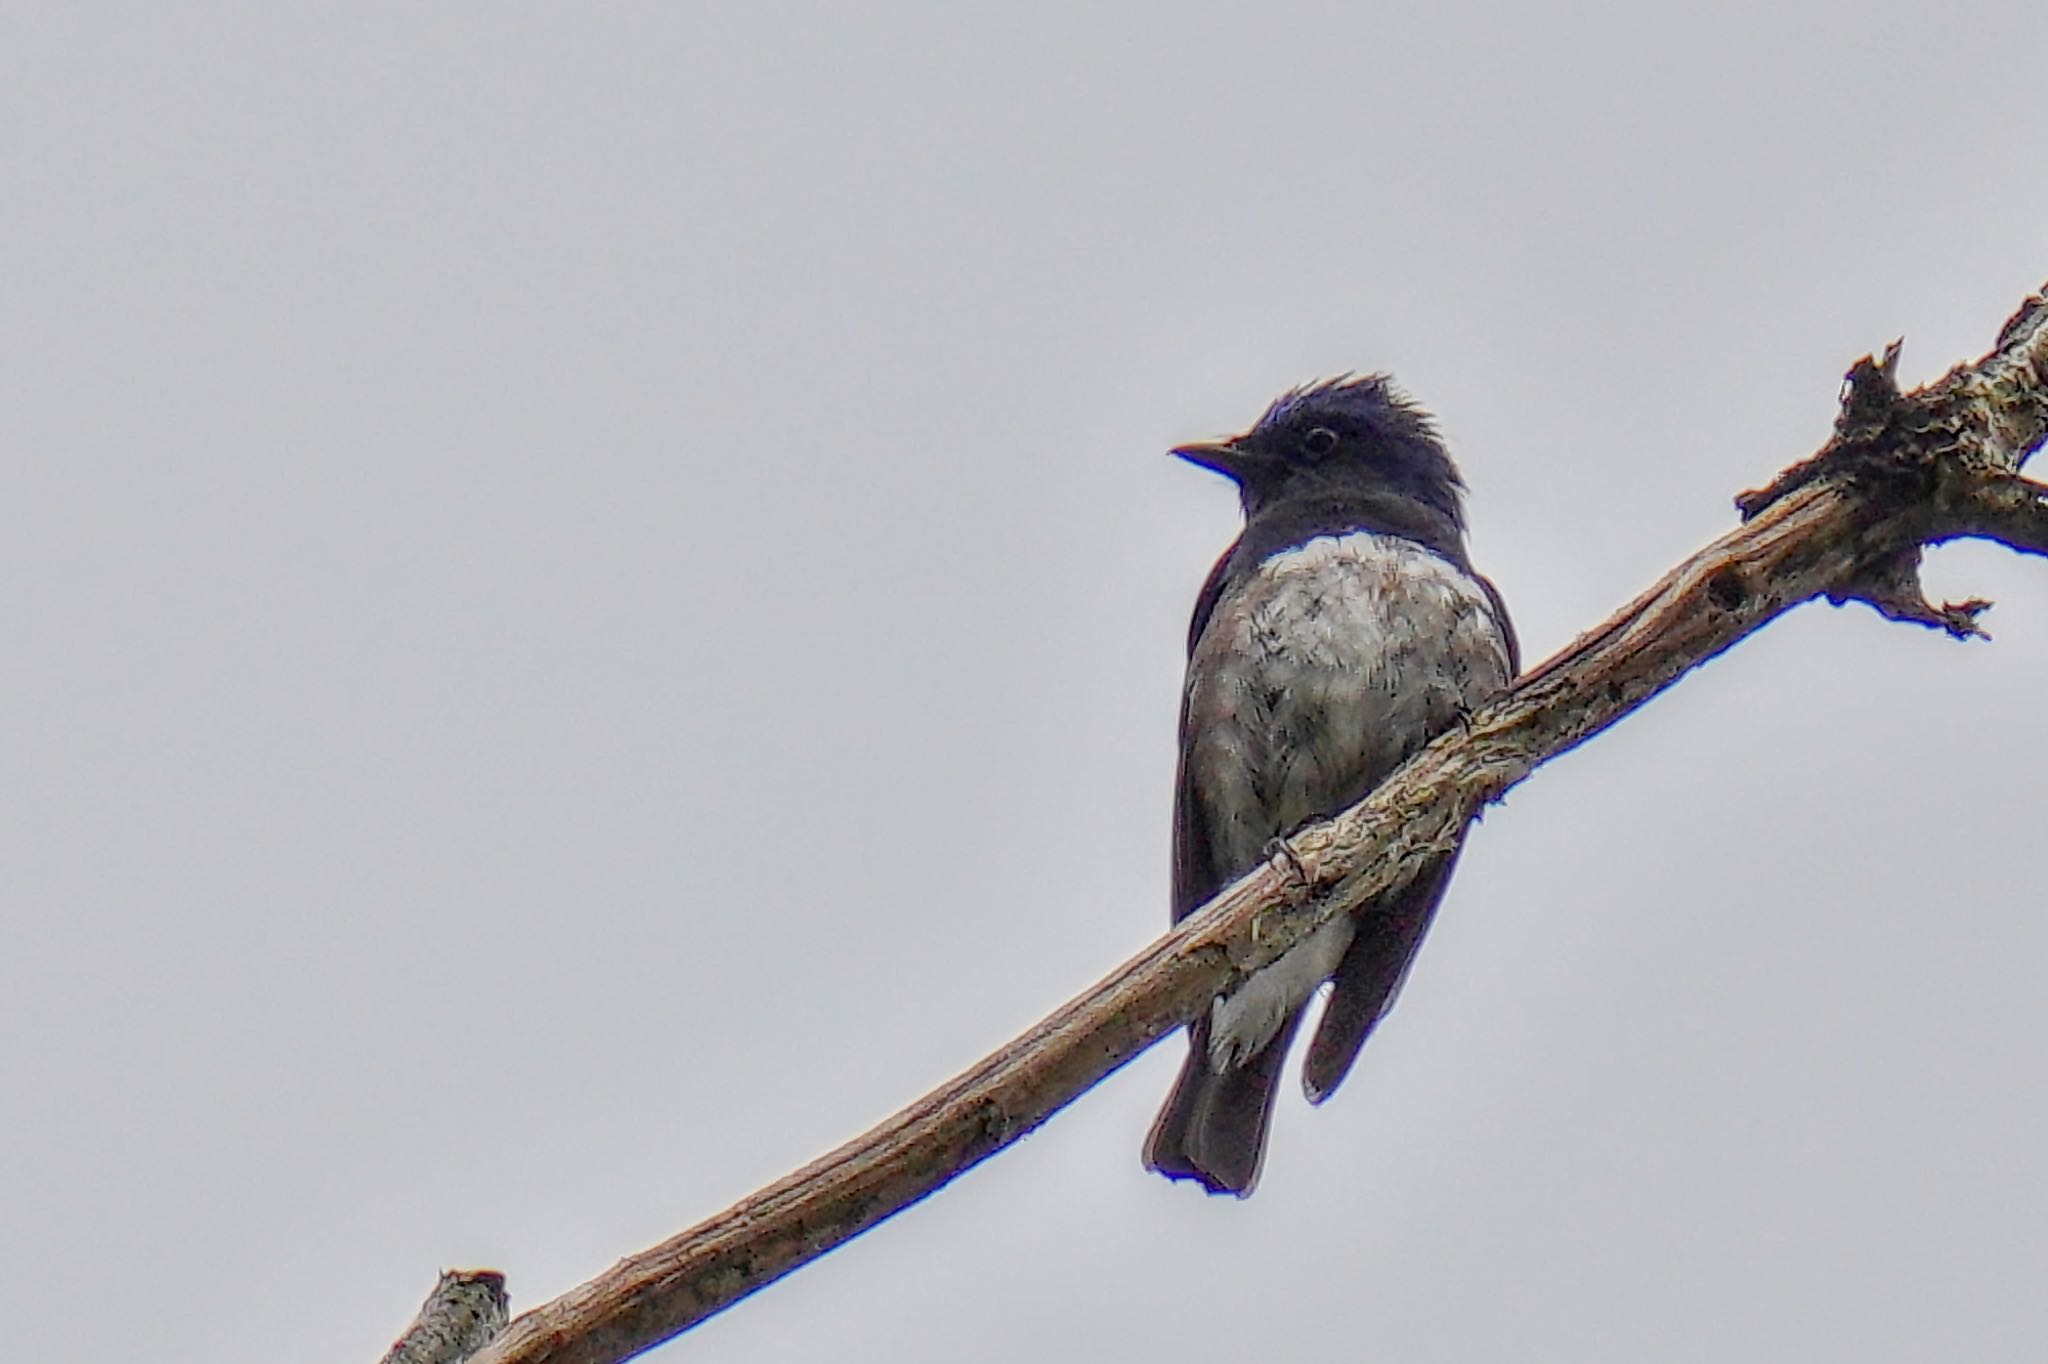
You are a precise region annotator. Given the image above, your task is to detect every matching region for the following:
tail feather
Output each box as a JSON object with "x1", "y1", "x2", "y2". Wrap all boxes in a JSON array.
[
  {"x1": 1301, "y1": 853, "x2": 1456, "y2": 1103},
  {"x1": 1143, "y1": 1008, "x2": 1305, "y2": 1196}
]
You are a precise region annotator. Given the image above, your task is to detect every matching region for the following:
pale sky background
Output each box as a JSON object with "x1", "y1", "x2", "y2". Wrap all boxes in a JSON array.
[{"x1": 5, "y1": 6, "x2": 2048, "y2": 1362}]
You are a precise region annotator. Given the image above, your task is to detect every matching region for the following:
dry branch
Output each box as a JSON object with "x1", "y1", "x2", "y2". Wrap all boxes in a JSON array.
[
  {"x1": 410, "y1": 282, "x2": 2048, "y2": 1364},
  {"x1": 382, "y1": 1271, "x2": 509, "y2": 1364}
]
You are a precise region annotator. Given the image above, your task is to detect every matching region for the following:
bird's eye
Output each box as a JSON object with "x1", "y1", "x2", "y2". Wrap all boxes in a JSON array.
[{"x1": 1301, "y1": 427, "x2": 1339, "y2": 459}]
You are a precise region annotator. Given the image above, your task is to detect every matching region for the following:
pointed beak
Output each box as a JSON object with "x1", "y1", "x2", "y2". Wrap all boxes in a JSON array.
[{"x1": 1171, "y1": 439, "x2": 1258, "y2": 481}]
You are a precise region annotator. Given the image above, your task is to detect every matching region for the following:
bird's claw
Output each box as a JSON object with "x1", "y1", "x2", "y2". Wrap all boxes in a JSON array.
[{"x1": 1264, "y1": 837, "x2": 1311, "y2": 899}]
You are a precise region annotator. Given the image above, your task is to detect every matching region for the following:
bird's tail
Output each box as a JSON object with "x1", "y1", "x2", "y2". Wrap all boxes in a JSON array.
[{"x1": 1142, "y1": 1008, "x2": 1304, "y2": 1197}]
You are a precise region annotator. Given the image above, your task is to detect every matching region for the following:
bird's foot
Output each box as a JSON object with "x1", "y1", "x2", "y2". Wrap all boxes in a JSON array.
[{"x1": 1263, "y1": 837, "x2": 1312, "y2": 901}]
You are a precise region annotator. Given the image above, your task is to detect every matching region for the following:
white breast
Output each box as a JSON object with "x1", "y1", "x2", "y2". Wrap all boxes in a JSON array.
[{"x1": 1187, "y1": 531, "x2": 1512, "y2": 1067}]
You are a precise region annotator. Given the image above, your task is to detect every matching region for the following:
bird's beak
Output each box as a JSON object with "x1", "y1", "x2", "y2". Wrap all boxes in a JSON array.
[{"x1": 1171, "y1": 439, "x2": 1260, "y2": 482}]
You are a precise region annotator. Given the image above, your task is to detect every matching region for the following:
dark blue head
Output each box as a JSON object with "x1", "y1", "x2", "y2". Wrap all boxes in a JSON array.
[{"x1": 1173, "y1": 375, "x2": 1465, "y2": 529}]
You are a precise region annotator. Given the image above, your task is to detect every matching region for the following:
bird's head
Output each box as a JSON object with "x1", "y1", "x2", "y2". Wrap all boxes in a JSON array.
[{"x1": 1173, "y1": 374, "x2": 1464, "y2": 526}]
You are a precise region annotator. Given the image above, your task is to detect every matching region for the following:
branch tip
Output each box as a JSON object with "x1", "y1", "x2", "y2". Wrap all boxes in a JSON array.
[
  {"x1": 1872, "y1": 595, "x2": 1993, "y2": 639},
  {"x1": 1835, "y1": 552, "x2": 1993, "y2": 638},
  {"x1": 1996, "y1": 286, "x2": 2048, "y2": 351},
  {"x1": 382, "y1": 1270, "x2": 510, "y2": 1364}
]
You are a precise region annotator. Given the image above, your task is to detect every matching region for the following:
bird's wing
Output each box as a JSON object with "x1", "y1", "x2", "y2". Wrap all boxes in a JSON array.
[
  {"x1": 1172, "y1": 540, "x2": 1243, "y2": 922},
  {"x1": 1171, "y1": 696, "x2": 1225, "y2": 924},
  {"x1": 1476, "y1": 569, "x2": 1522, "y2": 675},
  {"x1": 1299, "y1": 850, "x2": 1457, "y2": 1102}
]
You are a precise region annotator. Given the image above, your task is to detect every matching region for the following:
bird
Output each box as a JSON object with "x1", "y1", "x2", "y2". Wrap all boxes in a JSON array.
[{"x1": 1142, "y1": 374, "x2": 1518, "y2": 1196}]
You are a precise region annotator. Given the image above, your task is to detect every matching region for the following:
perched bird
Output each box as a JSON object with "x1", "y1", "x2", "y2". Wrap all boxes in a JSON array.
[{"x1": 1143, "y1": 375, "x2": 1518, "y2": 1196}]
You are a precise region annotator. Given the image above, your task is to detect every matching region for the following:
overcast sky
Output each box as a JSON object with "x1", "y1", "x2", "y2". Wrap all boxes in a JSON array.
[{"x1": 6, "y1": 5, "x2": 2048, "y2": 1362}]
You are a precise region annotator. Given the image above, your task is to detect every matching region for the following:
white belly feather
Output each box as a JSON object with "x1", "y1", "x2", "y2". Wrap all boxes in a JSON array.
[{"x1": 1185, "y1": 531, "x2": 1512, "y2": 1069}]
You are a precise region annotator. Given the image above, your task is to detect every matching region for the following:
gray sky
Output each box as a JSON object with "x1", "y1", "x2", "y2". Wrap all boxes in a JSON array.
[{"x1": 6, "y1": 5, "x2": 2048, "y2": 1361}]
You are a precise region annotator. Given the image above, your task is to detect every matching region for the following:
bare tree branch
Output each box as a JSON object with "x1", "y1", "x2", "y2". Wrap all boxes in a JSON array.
[{"x1": 414, "y1": 281, "x2": 2048, "y2": 1364}]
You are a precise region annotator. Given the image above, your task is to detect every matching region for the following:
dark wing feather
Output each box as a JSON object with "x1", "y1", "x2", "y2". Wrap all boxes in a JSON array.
[
  {"x1": 1172, "y1": 538, "x2": 1243, "y2": 921},
  {"x1": 1476, "y1": 569, "x2": 1521, "y2": 676},
  {"x1": 1184, "y1": 535, "x2": 1242, "y2": 660},
  {"x1": 1300, "y1": 850, "x2": 1458, "y2": 1102}
]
